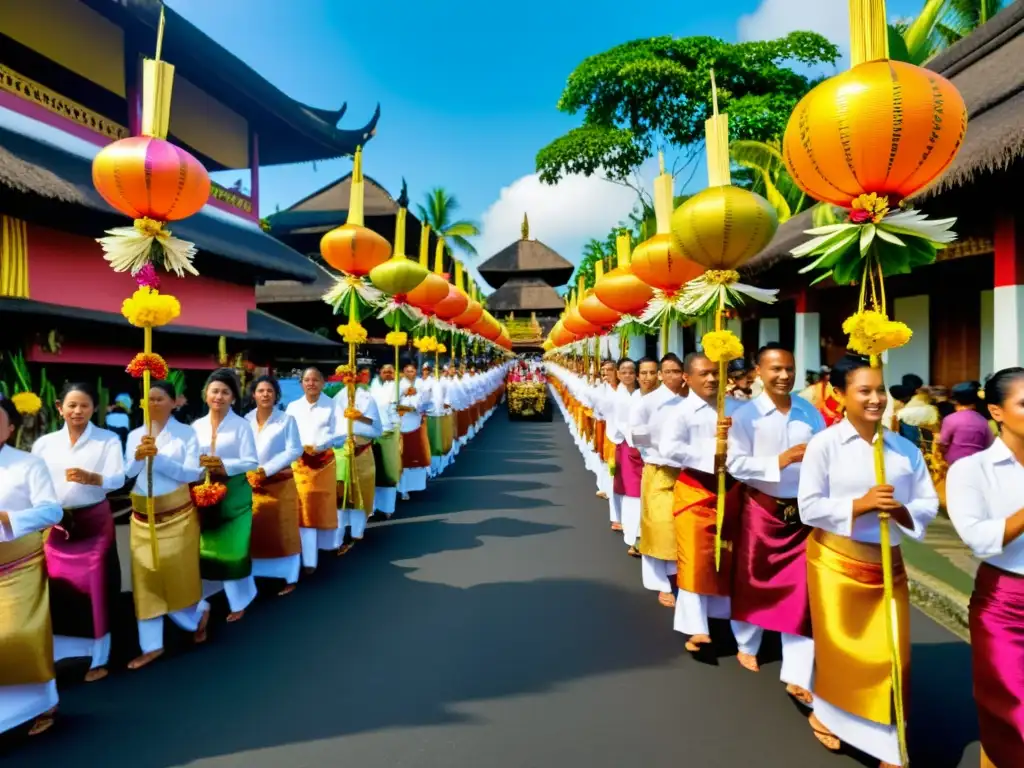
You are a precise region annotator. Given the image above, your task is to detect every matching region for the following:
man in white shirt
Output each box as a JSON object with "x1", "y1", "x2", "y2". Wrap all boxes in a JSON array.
[
  {"x1": 659, "y1": 352, "x2": 742, "y2": 652},
  {"x1": 726, "y1": 343, "x2": 824, "y2": 704},
  {"x1": 333, "y1": 368, "x2": 384, "y2": 553},
  {"x1": 397, "y1": 361, "x2": 431, "y2": 500},
  {"x1": 371, "y1": 364, "x2": 401, "y2": 518}
]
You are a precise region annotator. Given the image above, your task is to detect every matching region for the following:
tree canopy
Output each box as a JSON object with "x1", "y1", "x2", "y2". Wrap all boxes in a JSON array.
[{"x1": 536, "y1": 32, "x2": 840, "y2": 198}]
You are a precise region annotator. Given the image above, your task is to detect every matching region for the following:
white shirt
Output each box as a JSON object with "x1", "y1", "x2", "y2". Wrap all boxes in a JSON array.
[
  {"x1": 372, "y1": 380, "x2": 399, "y2": 433},
  {"x1": 659, "y1": 391, "x2": 743, "y2": 473},
  {"x1": 245, "y1": 408, "x2": 303, "y2": 478},
  {"x1": 797, "y1": 419, "x2": 938, "y2": 545},
  {"x1": 946, "y1": 439, "x2": 1024, "y2": 573},
  {"x1": 0, "y1": 444, "x2": 62, "y2": 541},
  {"x1": 620, "y1": 388, "x2": 644, "y2": 448},
  {"x1": 333, "y1": 387, "x2": 383, "y2": 440},
  {"x1": 32, "y1": 422, "x2": 125, "y2": 507},
  {"x1": 607, "y1": 384, "x2": 635, "y2": 444},
  {"x1": 398, "y1": 378, "x2": 427, "y2": 432},
  {"x1": 285, "y1": 394, "x2": 339, "y2": 452},
  {"x1": 727, "y1": 393, "x2": 826, "y2": 498},
  {"x1": 192, "y1": 410, "x2": 259, "y2": 477},
  {"x1": 427, "y1": 378, "x2": 450, "y2": 416},
  {"x1": 125, "y1": 418, "x2": 203, "y2": 496},
  {"x1": 630, "y1": 385, "x2": 684, "y2": 465}
]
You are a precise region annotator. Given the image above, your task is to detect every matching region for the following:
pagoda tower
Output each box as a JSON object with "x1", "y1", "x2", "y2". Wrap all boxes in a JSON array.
[{"x1": 478, "y1": 215, "x2": 574, "y2": 348}]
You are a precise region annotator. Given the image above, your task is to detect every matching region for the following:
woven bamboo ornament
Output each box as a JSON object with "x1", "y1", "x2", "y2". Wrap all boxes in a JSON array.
[{"x1": 320, "y1": 147, "x2": 392, "y2": 275}]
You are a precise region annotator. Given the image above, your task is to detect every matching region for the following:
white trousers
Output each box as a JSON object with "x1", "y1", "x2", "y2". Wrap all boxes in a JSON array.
[
  {"x1": 343, "y1": 509, "x2": 368, "y2": 539},
  {"x1": 252, "y1": 554, "x2": 301, "y2": 585},
  {"x1": 0, "y1": 681, "x2": 58, "y2": 734},
  {"x1": 136, "y1": 599, "x2": 211, "y2": 653},
  {"x1": 53, "y1": 632, "x2": 111, "y2": 669},
  {"x1": 672, "y1": 590, "x2": 732, "y2": 636},
  {"x1": 641, "y1": 555, "x2": 677, "y2": 592},
  {"x1": 620, "y1": 496, "x2": 641, "y2": 546},
  {"x1": 299, "y1": 526, "x2": 344, "y2": 569},
  {"x1": 202, "y1": 576, "x2": 257, "y2": 613},
  {"x1": 374, "y1": 487, "x2": 396, "y2": 515},
  {"x1": 398, "y1": 467, "x2": 427, "y2": 493},
  {"x1": 608, "y1": 491, "x2": 622, "y2": 524},
  {"x1": 815, "y1": 696, "x2": 902, "y2": 766},
  {"x1": 731, "y1": 621, "x2": 816, "y2": 692}
]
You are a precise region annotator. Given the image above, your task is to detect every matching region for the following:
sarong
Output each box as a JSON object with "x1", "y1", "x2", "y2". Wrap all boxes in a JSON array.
[
  {"x1": 614, "y1": 442, "x2": 643, "y2": 497},
  {"x1": 807, "y1": 529, "x2": 910, "y2": 725},
  {"x1": 441, "y1": 413, "x2": 456, "y2": 455},
  {"x1": 456, "y1": 409, "x2": 472, "y2": 439},
  {"x1": 603, "y1": 436, "x2": 617, "y2": 474},
  {"x1": 970, "y1": 563, "x2": 1024, "y2": 767},
  {"x1": 292, "y1": 450, "x2": 339, "y2": 530},
  {"x1": 337, "y1": 441, "x2": 376, "y2": 517},
  {"x1": 401, "y1": 422, "x2": 431, "y2": 469},
  {"x1": 130, "y1": 487, "x2": 202, "y2": 621},
  {"x1": 44, "y1": 500, "x2": 119, "y2": 641},
  {"x1": 0, "y1": 533, "x2": 54, "y2": 686},
  {"x1": 427, "y1": 415, "x2": 446, "y2": 456},
  {"x1": 730, "y1": 487, "x2": 811, "y2": 637},
  {"x1": 197, "y1": 474, "x2": 253, "y2": 582},
  {"x1": 374, "y1": 430, "x2": 402, "y2": 487},
  {"x1": 672, "y1": 468, "x2": 737, "y2": 597},
  {"x1": 638, "y1": 464, "x2": 680, "y2": 561},
  {"x1": 250, "y1": 469, "x2": 301, "y2": 559},
  {"x1": 593, "y1": 419, "x2": 607, "y2": 454}
]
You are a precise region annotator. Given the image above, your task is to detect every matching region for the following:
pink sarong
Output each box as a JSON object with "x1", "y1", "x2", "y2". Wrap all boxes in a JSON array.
[
  {"x1": 613, "y1": 441, "x2": 643, "y2": 498},
  {"x1": 970, "y1": 562, "x2": 1024, "y2": 767},
  {"x1": 730, "y1": 487, "x2": 811, "y2": 638},
  {"x1": 44, "y1": 499, "x2": 119, "y2": 639}
]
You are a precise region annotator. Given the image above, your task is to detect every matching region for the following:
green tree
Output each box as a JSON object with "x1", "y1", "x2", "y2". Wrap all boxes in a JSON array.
[
  {"x1": 891, "y1": 0, "x2": 1006, "y2": 64},
  {"x1": 415, "y1": 187, "x2": 481, "y2": 260},
  {"x1": 535, "y1": 33, "x2": 840, "y2": 203}
]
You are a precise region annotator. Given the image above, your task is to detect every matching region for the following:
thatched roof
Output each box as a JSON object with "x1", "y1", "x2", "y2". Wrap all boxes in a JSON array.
[
  {"x1": 918, "y1": 1, "x2": 1024, "y2": 196},
  {"x1": 281, "y1": 173, "x2": 399, "y2": 218},
  {"x1": 478, "y1": 239, "x2": 574, "y2": 290},
  {"x1": 484, "y1": 277, "x2": 566, "y2": 313}
]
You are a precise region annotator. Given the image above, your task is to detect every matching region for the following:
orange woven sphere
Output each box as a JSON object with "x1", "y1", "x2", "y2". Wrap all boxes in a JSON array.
[
  {"x1": 474, "y1": 311, "x2": 502, "y2": 341},
  {"x1": 563, "y1": 307, "x2": 600, "y2": 338},
  {"x1": 578, "y1": 290, "x2": 622, "y2": 328},
  {"x1": 550, "y1": 321, "x2": 575, "y2": 348},
  {"x1": 92, "y1": 136, "x2": 210, "y2": 221},
  {"x1": 451, "y1": 298, "x2": 483, "y2": 328},
  {"x1": 406, "y1": 272, "x2": 450, "y2": 312},
  {"x1": 782, "y1": 60, "x2": 968, "y2": 208},
  {"x1": 433, "y1": 284, "x2": 470, "y2": 321},
  {"x1": 630, "y1": 233, "x2": 704, "y2": 292},
  {"x1": 593, "y1": 266, "x2": 654, "y2": 315},
  {"x1": 320, "y1": 224, "x2": 391, "y2": 276}
]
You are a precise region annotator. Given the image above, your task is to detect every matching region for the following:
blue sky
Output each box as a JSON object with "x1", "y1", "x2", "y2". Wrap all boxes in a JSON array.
[{"x1": 167, "y1": 0, "x2": 923, "y2": 285}]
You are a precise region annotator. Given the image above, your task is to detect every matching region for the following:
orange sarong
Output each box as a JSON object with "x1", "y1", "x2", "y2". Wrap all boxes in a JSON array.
[
  {"x1": 292, "y1": 450, "x2": 338, "y2": 530},
  {"x1": 250, "y1": 469, "x2": 301, "y2": 559},
  {"x1": 672, "y1": 469, "x2": 738, "y2": 597},
  {"x1": 401, "y1": 422, "x2": 432, "y2": 469}
]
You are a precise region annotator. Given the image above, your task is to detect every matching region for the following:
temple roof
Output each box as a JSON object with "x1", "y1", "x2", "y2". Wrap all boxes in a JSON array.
[
  {"x1": 484, "y1": 277, "x2": 567, "y2": 314},
  {"x1": 477, "y1": 222, "x2": 574, "y2": 290},
  {"x1": 82, "y1": 0, "x2": 378, "y2": 166}
]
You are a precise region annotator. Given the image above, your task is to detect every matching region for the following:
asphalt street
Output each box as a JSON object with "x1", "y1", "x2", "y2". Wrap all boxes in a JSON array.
[{"x1": 4, "y1": 409, "x2": 979, "y2": 767}]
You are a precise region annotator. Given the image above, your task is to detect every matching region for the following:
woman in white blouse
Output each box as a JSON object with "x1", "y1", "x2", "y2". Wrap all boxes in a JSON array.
[
  {"x1": 192, "y1": 369, "x2": 259, "y2": 623},
  {"x1": 245, "y1": 375, "x2": 303, "y2": 596},
  {"x1": 797, "y1": 355, "x2": 938, "y2": 768},
  {"x1": 946, "y1": 366, "x2": 1024, "y2": 768},
  {"x1": 0, "y1": 396, "x2": 62, "y2": 737},
  {"x1": 33, "y1": 382, "x2": 124, "y2": 682},
  {"x1": 125, "y1": 380, "x2": 208, "y2": 671}
]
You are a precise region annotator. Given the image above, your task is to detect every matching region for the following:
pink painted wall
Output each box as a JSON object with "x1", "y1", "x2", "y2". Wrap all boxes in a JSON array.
[
  {"x1": 27, "y1": 223, "x2": 255, "y2": 333},
  {"x1": 27, "y1": 342, "x2": 217, "y2": 370}
]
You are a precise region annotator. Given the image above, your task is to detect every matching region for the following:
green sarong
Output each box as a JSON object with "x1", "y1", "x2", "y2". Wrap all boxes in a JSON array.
[
  {"x1": 199, "y1": 474, "x2": 253, "y2": 581},
  {"x1": 427, "y1": 416, "x2": 445, "y2": 456},
  {"x1": 374, "y1": 430, "x2": 402, "y2": 487}
]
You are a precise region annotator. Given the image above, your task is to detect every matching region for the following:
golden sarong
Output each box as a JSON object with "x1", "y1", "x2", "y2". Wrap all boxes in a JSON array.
[
  {"x1": 0, "y1": 533, "x2": 54, "y2": 686},
  {"x1": 672, "y1": 469, "x2": 736, "y2": 597},
  {"x1": 807, "y1": 529, "x2": 910, "y2": 725},
  {"x1": 441, "y1": 413, "x2": 456, "y2": 455},
  {"x1": 292, "y1": 450, "x2": 339, "y2": 530},
  {"x1": 130, "y1": 487, "x2": 202, "y2": 621},
  {"x1": 250, "y1": 470, "x2": 301, "y2": 559},
  {"x1": 338, "y1": 440, "x2": 376, "y2": 517},
  {"x1": 638, "y1": 464, "x2": 680, "y2": 561},
  {"x1": 593, "y1": 419, "x2": 607, "y2": 454},
  {"x1": 603, "y1": 436, "x2": 617, "y2": 471}
]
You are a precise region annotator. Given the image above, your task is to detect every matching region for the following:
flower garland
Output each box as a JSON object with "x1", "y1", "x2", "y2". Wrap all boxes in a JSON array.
[
  {"x1": 126, "y1": 352, "x2": 169, "y2": 380},
  {"x1": 385, "y1": 330, "x2": 408, "y2": 347},
  {"x1": 701, "y1": 330, "x2": 744, "y2": 364},
  {"x1": 337, "y1": 321, "x2": 368, "y2": 345},
  {"x1": 121, "y1": 287, "x2": 181, "y2": 328},
  {"x1": 190, "y1": 478, "x2": 227, "y2": 508},
  {"x1": 11, "y1": 391, "x2": 42, "y2": 416}
]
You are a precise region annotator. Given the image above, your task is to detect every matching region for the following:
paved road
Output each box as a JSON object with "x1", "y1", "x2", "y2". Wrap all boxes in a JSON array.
[{"x1": 5, "y1": 411, "x2": 979, "y2": 767}]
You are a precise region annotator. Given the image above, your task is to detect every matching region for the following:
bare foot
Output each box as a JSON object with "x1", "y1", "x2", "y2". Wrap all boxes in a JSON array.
[
  {"x1": 657, "y1": 591, "x2": 676, "y2": 607},
  {"x1": 128, "y1": 649, "x2": 164, "y2": 670},
  {"x1": 303, "y1": 566, "x2": 316, "y2": 575},
  {"x1": 809, "y1": 713, "x2": 840, "y2": 751},
  {"x1": 226, "y1": 610, "x2": 245, "y2": 623},
  {"x1": 786, "y1": 684, "x2": 813, "y2": 705},
  {"x1": 278, "y1": 583, "x2": 297, "y2": 597},
  {"x1": 194, "y1": 606, "x2": 211, "y2": 643},
  {"x1": 596, "y1": 491, "x2": 609, "y2": 499},
  {"x1": 337, "y1": 543, "x2": 353, "y2": 556},
  {"x1": 737, "y1": 652, "x2": 760, "y2": 672},
  {"x1": 84, "y1": 666, "x2": 108, "y2": 683},
  {"x1": 685, "y1": 634, "x2": 712, "y2": 652},
  {"x1": 27, "y1": 708, "x2": 56, "y2": 737}
]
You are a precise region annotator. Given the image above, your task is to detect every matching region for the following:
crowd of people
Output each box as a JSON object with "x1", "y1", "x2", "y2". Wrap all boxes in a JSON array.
[
  {"x1": 0, "y1": 358, "x2": 508, "y2": 741},
  {"x1": 547, "y1": 349, "x2": 1024, "y2": 768}
]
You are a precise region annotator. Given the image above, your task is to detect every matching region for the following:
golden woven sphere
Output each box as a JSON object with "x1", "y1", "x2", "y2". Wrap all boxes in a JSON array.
[
  {"x1": 670, "y1": 185, "x2": 778, "y2": 271},
  {"x1": 630, "y1": 233, "x2": 704, "y2": 292},
  {"x1": 578, "y1": 290, "x2": 622, "y2": 328}
]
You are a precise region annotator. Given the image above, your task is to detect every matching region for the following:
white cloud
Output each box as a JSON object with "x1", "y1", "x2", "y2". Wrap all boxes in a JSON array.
[
  {"x1": 470, "y1": 173, "x2": 638, "y2": 293},
  {"x1": 737, "y1": 0, "x2": 849, "y2": 52}
]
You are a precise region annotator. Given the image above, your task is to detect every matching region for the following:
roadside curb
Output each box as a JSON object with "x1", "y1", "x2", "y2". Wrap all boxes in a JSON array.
[{"x1": 907, "y1": 565, "x2": 970, "y2": 643}]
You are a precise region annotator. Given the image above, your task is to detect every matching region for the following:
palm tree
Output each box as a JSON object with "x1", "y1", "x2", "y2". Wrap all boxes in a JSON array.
[
  {"x1": 891, "y1": 0, "x2": 1006, "y2": 65},
  {"x1": 415, "y1": 187, "x2": 481, "y2": 260}
]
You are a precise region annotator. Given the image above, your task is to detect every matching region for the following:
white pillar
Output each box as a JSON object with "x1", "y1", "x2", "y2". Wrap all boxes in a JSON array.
[
  {"x1": 625, "y1": 334, "x2": 646, "y2": 360},
  {"x1": 993, "y1": 212, "x2": 1024, "y2": 371},
  {"x1": 980, "y1": 289, "x2": 995, "y2": 379},
  {"x1": 887, "y1": 295, "x2": 931, "y2": 385},
  {"x1": 758, "y1": 318, "x2": 780, "y2": 349},
  {"x1": 793, "y1": 312, "x2": 820, "y2": 384}
]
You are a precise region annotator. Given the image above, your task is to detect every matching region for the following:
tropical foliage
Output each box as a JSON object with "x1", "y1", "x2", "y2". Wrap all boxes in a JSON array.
[{"x1": 890, "y1": 0, "x2": 1005, "y2": 65}]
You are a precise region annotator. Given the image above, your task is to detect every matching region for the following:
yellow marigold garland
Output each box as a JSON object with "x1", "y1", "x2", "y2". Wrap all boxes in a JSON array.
[
  {"x1": 385, "y1": 330, "x2": 408, "y2": 347},
  {"x1": 11, "y1": 391, "x2": 43, "y2": 416},
  {"x1": 842, "y1": 310, "x2": 912, "y2": 356},
  {"x1": 414, "y1": 337, "x2": 438, "y2": 353},
  {"x1": 337, "y1": 321, "x2": 368, "y2": 344},
  {"x1": 121, "y1": 287, "x2": 181, "y2": 328},
  {"x1": 701, "y1": 330, "x2": 744, "y2": 363}
]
